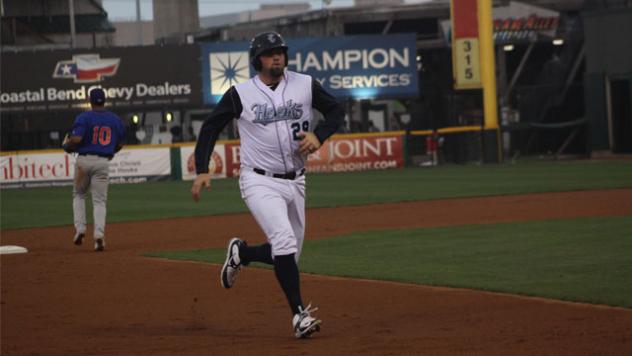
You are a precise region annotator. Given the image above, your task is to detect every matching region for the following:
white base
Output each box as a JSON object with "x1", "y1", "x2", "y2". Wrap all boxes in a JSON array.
[{"x1": 0, "y1": 245, "x2": 28, "y2": 254}]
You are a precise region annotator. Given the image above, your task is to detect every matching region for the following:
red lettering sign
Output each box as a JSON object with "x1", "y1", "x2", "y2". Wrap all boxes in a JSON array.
[
  {"x1": 1, "y1": 154, "x2": 73, "y2": 183},
  {"x1": 307, "y1": 134, "x2": 403, "y2": 173}
]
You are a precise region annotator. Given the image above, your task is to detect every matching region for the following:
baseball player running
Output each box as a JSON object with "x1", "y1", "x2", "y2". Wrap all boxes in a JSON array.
[
  {"x1": 63, "y1": 88, "x2": 125, "y2": 252},
  {"x1": 191, "y1": 31, "x2": 344, "y2": 338}
]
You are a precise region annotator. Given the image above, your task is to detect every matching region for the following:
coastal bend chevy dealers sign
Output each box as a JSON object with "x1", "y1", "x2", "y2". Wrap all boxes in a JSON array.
[
  {"x1": 202, "y1": 34, "x2": 419, "y2": 104},
  {"x1": 1, "y1": 46, "x2": 202, "y2": 112}
]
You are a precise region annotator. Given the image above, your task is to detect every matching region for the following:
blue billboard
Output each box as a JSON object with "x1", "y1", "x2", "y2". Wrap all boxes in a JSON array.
[{"x1": 201, "y1": 34, "x2": 419, "y2": 105}]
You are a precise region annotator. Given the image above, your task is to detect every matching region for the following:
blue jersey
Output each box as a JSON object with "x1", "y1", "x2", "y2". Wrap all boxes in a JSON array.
[{"x1": 71, "y1": 109, "x2": 125, "y2": 157}]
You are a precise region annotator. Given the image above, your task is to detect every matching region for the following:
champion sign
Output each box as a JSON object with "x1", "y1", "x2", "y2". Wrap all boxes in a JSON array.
[
  {"x1": 53, "y1": 54, "x2": 120, "y2": 83},
  {"x1": 209, "y1": 51, "x2": 250, "y2": 95},
  {"x1": 201, "y1": 34, "x2": 419, "y2": 104}
]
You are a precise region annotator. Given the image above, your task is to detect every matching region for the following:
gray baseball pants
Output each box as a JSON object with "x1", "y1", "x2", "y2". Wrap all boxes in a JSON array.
[{"x1": 73, "y1": 155, "x2": 110, "y2": 240}]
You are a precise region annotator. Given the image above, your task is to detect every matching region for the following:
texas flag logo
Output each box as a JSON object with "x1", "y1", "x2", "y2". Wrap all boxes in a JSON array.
[{"x1": 53, "y1": 54, "x2": 120, "y2": 83}]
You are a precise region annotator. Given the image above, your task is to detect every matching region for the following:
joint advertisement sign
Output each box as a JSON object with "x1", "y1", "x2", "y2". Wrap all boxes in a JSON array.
[{"x1": 181, "y1": 133, "x2": 404, "y2": 179}]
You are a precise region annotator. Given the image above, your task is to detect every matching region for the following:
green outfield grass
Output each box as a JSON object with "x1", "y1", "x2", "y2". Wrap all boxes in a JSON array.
[
  {"x1": 146, "y1": 216, "x2": 632, "y2": 308},
  {"x1": 2, "y1": 159, "x2": 632, "y2": 230}
]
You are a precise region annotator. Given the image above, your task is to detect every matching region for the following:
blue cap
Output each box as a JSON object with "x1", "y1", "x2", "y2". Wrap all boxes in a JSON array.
[{"x1": 89, "y1": 88, "x2": 106, "y2": 105}]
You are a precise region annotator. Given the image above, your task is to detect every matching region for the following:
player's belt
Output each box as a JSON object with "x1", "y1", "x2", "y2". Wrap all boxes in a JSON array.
[
  {"x1": 252, "y1": 167, "x2": 305, "y2": 180},
  {"x1": 78, "y1": 153, "x2": 113, "y2": 159}
]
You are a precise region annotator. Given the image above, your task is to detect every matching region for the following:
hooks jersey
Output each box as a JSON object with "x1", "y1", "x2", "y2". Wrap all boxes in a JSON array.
[{"x1": 194, "y1": 69, "x2": 344, "y2": 175}]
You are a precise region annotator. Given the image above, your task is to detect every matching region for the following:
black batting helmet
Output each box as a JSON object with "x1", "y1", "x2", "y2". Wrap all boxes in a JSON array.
[{"x1": 249, "y1": 31, "x2": 289, "y2": 71}]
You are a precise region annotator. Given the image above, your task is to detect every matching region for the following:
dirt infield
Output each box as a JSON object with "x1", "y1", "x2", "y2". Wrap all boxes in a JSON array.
[{"x1": 2, "y1": 189, "x2": 632, "y2": 355}]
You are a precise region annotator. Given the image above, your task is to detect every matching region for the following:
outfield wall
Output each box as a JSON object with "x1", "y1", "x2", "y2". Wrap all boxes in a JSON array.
[
  {"x1": 0, "y1": 146, "x2": 172, "y2": 189},
  {"x1": 1, "y1": 132, "x2": 409, "y2": 188}
]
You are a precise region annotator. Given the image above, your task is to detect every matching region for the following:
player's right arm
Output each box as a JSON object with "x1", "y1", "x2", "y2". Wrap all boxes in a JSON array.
[
  {"x1": 62, "y1": 135, "x2": 83, "y2": 152},
  {"x1": 62, "y1": 115, "x2": 87, "y2": 153},
  {"x1": 191, "y1": 173, "x2": 211, "y2": 202},
  {"x1": 191, "y1": 87, "x2": 242, "y2": 202}
]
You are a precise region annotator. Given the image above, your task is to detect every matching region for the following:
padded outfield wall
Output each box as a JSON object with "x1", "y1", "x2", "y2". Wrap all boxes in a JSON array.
[{"x1": 1, "y1": 132, "x2": 410, "y2": 188}]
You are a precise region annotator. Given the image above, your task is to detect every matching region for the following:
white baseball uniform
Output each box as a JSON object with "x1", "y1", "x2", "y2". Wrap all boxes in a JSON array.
[
  {"x1": 194, "y1": 68, "x2": 343, "y2": 260},
  {"x1": 235, "y1": 71, "x2": 312, "y2": 258}
]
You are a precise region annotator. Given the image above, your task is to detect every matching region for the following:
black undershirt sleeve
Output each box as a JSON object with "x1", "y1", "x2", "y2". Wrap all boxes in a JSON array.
[
  {"x1": 194, "y1": 86, "x2": 243, "y2": 174},
  {"x1": 311, "y1": 79, "x2": 345, "y2": 144}
]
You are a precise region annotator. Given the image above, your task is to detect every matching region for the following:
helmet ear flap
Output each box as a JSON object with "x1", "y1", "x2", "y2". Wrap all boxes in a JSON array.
[{"x1": 252, "y1": 56, "x2": 262, "y2": 71}]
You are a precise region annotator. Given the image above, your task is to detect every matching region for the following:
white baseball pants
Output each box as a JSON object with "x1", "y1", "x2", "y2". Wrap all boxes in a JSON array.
[
  {"x1": 239, "y1": 169, "x2": 306, "y2": 261},
  {"x1": 73, "y1": 155, "x2": 110, "y2": 240}
]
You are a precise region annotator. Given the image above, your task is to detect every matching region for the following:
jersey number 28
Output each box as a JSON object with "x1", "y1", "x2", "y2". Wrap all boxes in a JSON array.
[
  {"x1": 92, "y1": 126, "x2": 112, "y2": 146},
  {"x1": 291, "y1": 121, "x2": 309, "y2": 140}
]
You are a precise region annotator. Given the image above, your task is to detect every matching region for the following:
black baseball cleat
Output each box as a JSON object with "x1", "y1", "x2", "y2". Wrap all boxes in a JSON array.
[
  {"x1": 293, "y1": 303, "x2": 322, "y2": 339},
  {"x1": 94, "y1": 238, "x2": 105, "y2": 252},
  {"x1": 220, "y1": 237, "x2": 243, "y2": 289},
  {"x1": 73, "y1": 232, "x2": 85, "y2": 246}
]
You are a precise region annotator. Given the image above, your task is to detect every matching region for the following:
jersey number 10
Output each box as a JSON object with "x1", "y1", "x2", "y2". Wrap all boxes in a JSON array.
[{"x1": 92, "y1": 126, "x2": 112, "y2": 146}]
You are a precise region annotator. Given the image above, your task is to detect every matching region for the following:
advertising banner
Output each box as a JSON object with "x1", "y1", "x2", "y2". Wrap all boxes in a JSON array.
[
  {"x1": 1, "y1": 45, "x2": 202, "y2": 113},
  {"x1": 180, "y1": 141, "x2": 242, "y2": 180},
  {"x1": 185, "y1": 134, "x2": 403, "y2": 179},
  {"x1": 1, "y1": 147, "x2": 171, "y2": 188},
  {"x1": 441, "y1": 1, "x2": 560, "y2": 45},
  {"x1": 201, "y1": 34, "x2": 419, "y2": 104},
  {"x1": 306, "y1": 134, "x2": 404, "y2": 173},
  {"x1": 180, "y1": 144, "x2": 227, "y2": 180},
  {"x1": 223, "y1": 142, "x2": 242, "y2": 178},
  {"x1": 492, "y1": 1, "x2": 559, "y2": 43},
  {"x1": 108, "y1": 148, "x2": 171, "y2": 182}
]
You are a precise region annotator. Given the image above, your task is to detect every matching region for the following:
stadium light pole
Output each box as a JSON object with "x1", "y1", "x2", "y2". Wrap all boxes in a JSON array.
[
  {"x1": 68, "y1": 0, "x2": 76, "y2": 48},
  {"x1": 136, "y1": 0, "x2": 143, "y2": 45}
]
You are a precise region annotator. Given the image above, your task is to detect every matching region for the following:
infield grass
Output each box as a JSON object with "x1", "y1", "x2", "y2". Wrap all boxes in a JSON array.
[
  {"x1": 147, "y1": 216, "x2": 632, "y2": 308},
  {"x1": 2, "y1": 159, "x2": 632, "y2": 230}
]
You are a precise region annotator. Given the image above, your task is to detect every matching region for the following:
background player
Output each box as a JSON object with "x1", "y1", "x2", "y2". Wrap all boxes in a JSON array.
[
  {"x1": 63, "y1": 88, "x2": 125, "y2": 252},
  {"x1": 191, "y1": 31, "x2": 344, "y2": 338}
]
